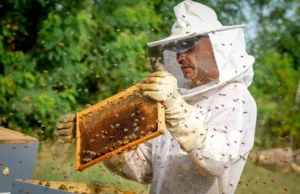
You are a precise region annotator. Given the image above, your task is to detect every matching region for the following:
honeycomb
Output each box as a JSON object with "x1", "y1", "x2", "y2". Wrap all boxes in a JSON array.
[{"x1": 76, "y1": 85, "x2": 165, "y2": 171}]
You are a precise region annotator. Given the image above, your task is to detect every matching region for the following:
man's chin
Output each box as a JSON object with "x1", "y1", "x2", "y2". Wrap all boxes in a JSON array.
[
  {"x1": 183, "y1": 72, "x2": 195, "y2": 80},
  {"x1": 183, "y1": 75, "x2": 204, "y2": 86}
]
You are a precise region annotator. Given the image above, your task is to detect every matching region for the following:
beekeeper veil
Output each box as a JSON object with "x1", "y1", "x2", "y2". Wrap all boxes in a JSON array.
[{"x1": 147, "y1": 0, "x2": 255, "y2": 100}]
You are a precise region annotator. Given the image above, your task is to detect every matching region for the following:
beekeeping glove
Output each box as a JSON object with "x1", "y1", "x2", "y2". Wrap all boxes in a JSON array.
[
  {"x1": 54, "y1": 114, "x2": 76, "y2": 143},
  {"x1": 103, "y1": 153, "x2": 126, "y2": 172},
  {"x1": 139, "y1": 70, "x2": 207, "y2": 152},
  {"x1": 54, "y1": 104, "x2": 92, "y2": 143}
]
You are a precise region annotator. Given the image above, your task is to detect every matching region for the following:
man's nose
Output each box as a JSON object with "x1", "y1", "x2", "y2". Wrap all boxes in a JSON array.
[{"x1": 177, "y1": 53, "x2": 186, "y2": 64}]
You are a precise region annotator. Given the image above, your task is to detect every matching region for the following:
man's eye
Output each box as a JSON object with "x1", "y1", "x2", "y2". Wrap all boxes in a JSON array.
[{"x1": 186, "y1": 47, "x2": 194, "y2": 53}]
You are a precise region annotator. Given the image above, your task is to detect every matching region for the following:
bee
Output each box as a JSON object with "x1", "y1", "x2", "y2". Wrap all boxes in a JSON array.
[
  {"x1": 2, "y1": 167, "x2": 9, "y2": 176},
  {"x1": 134, "y1": 127, "x2": 140, "y2": 132}
]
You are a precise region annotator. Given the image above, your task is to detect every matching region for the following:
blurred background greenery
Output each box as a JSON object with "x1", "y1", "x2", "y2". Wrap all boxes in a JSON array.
[{"x1": 0, "y1": 0, "x2": 299, "y2": 193}]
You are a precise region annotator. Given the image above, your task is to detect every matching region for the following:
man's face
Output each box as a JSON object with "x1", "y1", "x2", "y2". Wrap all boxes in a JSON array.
[{"x1": 176, "y1": 37, "x2": 219, "y2": 86}]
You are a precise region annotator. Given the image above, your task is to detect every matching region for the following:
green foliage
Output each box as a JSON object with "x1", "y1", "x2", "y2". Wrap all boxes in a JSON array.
[
  {"x1": 247, "y1": 0, "x2": 300, "y2": 148},
  {"x1": 0, "y1": 0, "x2": 165, "y2": 138},
  {"x1": 251, "y1": 52, "x2": 300, "y2": 148}
]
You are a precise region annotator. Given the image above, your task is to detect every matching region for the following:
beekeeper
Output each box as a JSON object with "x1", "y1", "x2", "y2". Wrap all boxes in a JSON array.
[{"x1": 54, "y1": 1, "x2": 257, "y2": 193}]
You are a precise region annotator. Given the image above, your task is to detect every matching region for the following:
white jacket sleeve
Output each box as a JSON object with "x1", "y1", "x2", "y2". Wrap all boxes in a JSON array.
[
  {"x1": 121, "y1": 141, "x2": 153, "y2": 183},
  {"x1": 104, "y1": 141, "x2": 153, "y2": 184},
  {"x1": 188, "y1": 84, "x2": 257, "y2": 176},
  {"x1": 165, "y1": 96, "x2": 208, "y2": 152}
]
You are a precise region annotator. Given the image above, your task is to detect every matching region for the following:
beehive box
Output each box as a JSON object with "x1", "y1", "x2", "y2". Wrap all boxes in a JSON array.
[
  {"x1": 0, "y1": 127, "x2": 39, "y2": 192},
  {"x1": 10, "y1": 179, "x2": 135, "y2": 194},
  {"x1": 76, "y1": 85, "x2": 165, "y2": 171}
]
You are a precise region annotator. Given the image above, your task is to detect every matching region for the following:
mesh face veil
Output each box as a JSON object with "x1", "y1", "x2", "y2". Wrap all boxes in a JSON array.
[
  {"x1": 148, "y1": 35, "x2": 208, "y2": 69},
  {"x1": 162, "y1": 35, "x2": 208, "y2": 54},
  {"x1": 147, "y1": 28, "x2": 255, "y2": 101},
  {"x1": 148, "y1": 34, "x2": 220, "y2": 89},
  {"x1": 147, "y1": 0, "x2": 254, "y2": 100}
]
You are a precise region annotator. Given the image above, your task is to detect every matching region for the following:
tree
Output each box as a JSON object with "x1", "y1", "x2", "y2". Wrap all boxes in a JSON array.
[
  {"x1": 0, "y1": 0, "x2": 161, "y2": 138},
  {"x1": 246, "y1": 0, "x2": 300, "y2": 148}
]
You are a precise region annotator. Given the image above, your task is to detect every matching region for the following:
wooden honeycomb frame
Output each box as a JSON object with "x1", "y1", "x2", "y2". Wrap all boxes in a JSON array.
[{"x1": 76, "y1": 84, "x2": 165, "y2": 171}]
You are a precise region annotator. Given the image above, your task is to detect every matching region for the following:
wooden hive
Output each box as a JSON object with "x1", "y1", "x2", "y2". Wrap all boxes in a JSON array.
[
  {"x1": 11, "y1": 179, "x2": 135, "y2": 194},
  {"x1": 0, "y1": 127, "x2": 39, "y2": 192},
  {"x1": 76, "y1": 85, "x2": 165, "y2": 171}
]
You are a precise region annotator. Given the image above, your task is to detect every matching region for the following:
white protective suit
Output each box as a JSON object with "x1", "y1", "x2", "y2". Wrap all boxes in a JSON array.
[{"x1": 105, "y1": 1, "x2": 257, "y2": 194}]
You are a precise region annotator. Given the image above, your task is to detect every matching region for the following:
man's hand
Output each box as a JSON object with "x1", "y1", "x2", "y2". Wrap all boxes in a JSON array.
[
  {"x1": 54, "y1": 114, "x2": 76, "y2": 143},
  {"x1": 139, "y1": 70, "x2": 207, "y2": 152},
  {"x1": 138, "y1": 71, "x2": 180, "y2": 109}
]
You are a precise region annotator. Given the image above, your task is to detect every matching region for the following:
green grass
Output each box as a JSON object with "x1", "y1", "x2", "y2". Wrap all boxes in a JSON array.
[
  {"x1": 236, "y1": 159, "x2": 300, "y2": 194},
  {"x1": 33, "y1": 141, "x2": 149, "y2": 193},
  {"x1": 33, "y1": 141, "x2": 300, "y2": 194}
]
